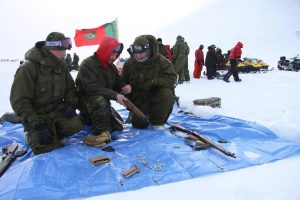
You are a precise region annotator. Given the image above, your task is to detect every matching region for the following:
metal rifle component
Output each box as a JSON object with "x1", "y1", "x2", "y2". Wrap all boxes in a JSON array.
[
  {"x1": 122, "y1": 165, "x2": 140, "y2": 178},
  {"x1": 218, "y1": 139, "x2": 228, "y2": 143},
  {"x1": 119, "y1": 180, "x2": 124, "y2": 186},
  {"x1": 101, "y1": 146, "x2": 115, "y2": 152},
  {"x1": 89, "y1": 156, "x2": 110, "y2": 166},
  {"x1": 169, "y1": 125, "x2": 236, "y2": 158},
  {"x1": 110, "y1": 107, "x2": 124, "y2": 125},
  {"x1": 0, "y1": 143, "x2": 26, "y2": 177},
  {"x1": 152, "y1": 176, "x2": 159, "y2": 184},
  {"x1": 123, "y1": 99, "x2": 149, "y2": 123}
]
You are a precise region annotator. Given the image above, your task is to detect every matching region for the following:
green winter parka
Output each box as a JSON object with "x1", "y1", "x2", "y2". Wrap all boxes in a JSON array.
[
  {"x1": 10, "y1": 46, "x2": 78, "y2": 127},
  {"x1": 76, "y1": 53, "x2": 126, "y2": 102},
  {"x1": 122, "y1": 35, "x2": 177, "y2": 105},
  {"x1": 171, "y1": 38, "x2": 188, "y2": 73}
]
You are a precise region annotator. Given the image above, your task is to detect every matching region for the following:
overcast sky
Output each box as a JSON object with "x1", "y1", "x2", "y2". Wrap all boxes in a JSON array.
[{"x1": 0, "y1": 0, "x2": 217, "y2": 59}]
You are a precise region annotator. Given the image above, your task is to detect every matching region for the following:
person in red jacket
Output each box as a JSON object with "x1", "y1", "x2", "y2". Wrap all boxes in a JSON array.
[
  {"x1": 193, "y1": 44, "x2": 204, "y2": 78},
  {"x1": 165, "y1": 44, "x2": 173, "y2": 62},
  {"x1": 223, "y1": 41, "x2": 243, "y2": 82}
]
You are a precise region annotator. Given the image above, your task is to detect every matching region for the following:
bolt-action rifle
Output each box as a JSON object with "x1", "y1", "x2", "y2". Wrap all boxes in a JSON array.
[
  {"x1": 169, "y1": 125, "x2": 236, "y2": 158},
  {"x1": 0, "y1": 143, "x2": 27, "y2": 177}
]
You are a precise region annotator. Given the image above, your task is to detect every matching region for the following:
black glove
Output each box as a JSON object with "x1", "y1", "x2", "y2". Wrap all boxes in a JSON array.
[
  {"x1": 64, "y1": 104, "x2": 77, "y2": 118},
  {"x1": 34, "y1": 123, "x2": 54, "y2": 145}
]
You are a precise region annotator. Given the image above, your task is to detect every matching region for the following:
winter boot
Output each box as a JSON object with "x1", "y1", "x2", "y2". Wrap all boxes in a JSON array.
[
  {"x1": 84, "y1": 131, "x2": 111, "y2": 147},
  {"x1": 223, "y1": 77, "x2": 230, "y2": 83}
]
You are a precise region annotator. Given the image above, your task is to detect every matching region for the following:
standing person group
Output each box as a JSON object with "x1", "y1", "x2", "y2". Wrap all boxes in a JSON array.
[
  {"x1": 223, "y1": 41, "x2": 243, "y2": 82},
  {"x1": 72, "y1": 53, "x2": 80, "y2": 70}
]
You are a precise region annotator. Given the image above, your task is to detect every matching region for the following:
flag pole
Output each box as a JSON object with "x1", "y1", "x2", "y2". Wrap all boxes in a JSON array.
[
  {"x1": 115, "y1": 18, "x2": 121, "y2": 63},
  {"x1": 115, "y1": 18, "x2": 119, "y2": 41}
]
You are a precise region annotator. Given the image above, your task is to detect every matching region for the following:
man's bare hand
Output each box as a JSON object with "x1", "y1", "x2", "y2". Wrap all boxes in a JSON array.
[
  {"x1": 121, "y1": 84, "x2": 131, "y2": 95},
  {"x1": 116, "y1": 94, "x2": 128, "y2": 106}
]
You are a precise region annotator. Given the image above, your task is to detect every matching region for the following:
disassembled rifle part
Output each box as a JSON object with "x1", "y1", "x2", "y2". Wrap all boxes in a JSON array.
[
  {"x1": 122, "y1": 165, "x2": 140, "y2": 178},
  {"x1": 89, "y1": 156, "x2": 110, "y2": 166}
]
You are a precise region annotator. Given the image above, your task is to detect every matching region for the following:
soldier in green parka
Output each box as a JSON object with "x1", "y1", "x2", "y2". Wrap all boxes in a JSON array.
[
  {"x1": 10, "y1": 32, "x2": 84, "y2": 154},
  {"x1": 171, "y1": 35, "x2": 189, "y2": 84},
  {"x1": 76, "y1": 36, "x2": 131, "y2": 147},
  {"x1": 122, "y1": 35, "x2": 177, "y2": 130},
  {"x1": 183, "y1": 39, "x2": 190, "y2": 82}
]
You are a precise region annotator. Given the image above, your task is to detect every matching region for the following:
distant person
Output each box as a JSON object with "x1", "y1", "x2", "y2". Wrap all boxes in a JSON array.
[
  {"x1": 183, "y1": 38, "x2": 190, "y2": 82},
  {"x1": 193, "y1": 44, "x2": 204, "y2": 78},
  {"x1": 205, "y1": 45, "x2": 217, "y2": 79},
  {"x1": 223, "y1": 41, "x2": 243, "y2": 82},
  {"x1": 122, "y1": 35, "x2": 177, "y2": 130},
  {"x1": 76, "y1": 36, "x2": 130, "y2": 147},
  {"x1": 10, "y1": 32, "x2": 83, "y2": 154},
  {"x1": 72, "y1": 53, "x2": 79, "y2": 70},
  {"x1": 165, "y1": 44, "x2": 173, "y2": 62},
  {"x1": 225, "y1": 50, "x2": 230, "y2": 61},
  {"x1": 171, "y1": 35, "x2": 188, "y2": 84},
  {"x1": 157, "y1": 38, "x2": 169, "y2": 60},
  {"x1": 216, "y1": 47, "x2": 226, "y2": 70},
  {"x1": 65, "y1": 53, "x2": 72, "y2": 71}
]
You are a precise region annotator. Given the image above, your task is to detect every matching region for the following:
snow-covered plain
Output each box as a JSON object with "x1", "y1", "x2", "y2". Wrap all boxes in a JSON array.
[{"x1": 0, "y1": 0, "x2": 300, "y2": 199}]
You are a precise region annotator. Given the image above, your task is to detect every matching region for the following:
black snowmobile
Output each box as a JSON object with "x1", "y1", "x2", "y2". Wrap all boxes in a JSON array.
[{"x1": 278, "y1": 56, "x2": 300, "y2": 71}]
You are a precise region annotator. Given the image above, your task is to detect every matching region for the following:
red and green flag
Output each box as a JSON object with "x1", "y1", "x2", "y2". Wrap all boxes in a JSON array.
[{"x1": 74, "y1": 19, "x2": 118, "y2": 47}]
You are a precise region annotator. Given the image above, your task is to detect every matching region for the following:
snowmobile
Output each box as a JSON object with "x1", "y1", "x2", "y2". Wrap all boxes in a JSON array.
[
  {"x1": 278, "y1": 56, "x2": 293, "y2": 71},
  {"x1": 290, "y1": 56, "x2": 300, "y2": 71},
  {"x1": 251, "y1": 58, "x2": 270, "y2": 73}
]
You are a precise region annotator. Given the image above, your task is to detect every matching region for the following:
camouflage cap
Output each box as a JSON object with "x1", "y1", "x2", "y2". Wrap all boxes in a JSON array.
[
  {"x1": 133, "y1": 35, "x2": 149, "y2": 46},
  {"x1": 45, "y1": 32, "x2": 68, "y2": 50},
  {"x1": 46, "y1": 32, "x2": 66, "y2": 41}
]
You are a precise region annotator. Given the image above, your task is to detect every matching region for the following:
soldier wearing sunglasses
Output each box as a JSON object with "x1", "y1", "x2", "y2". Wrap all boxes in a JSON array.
[
  {"x1": 10, "y1": 32, "x2": 83, "y2": 154},
  {"x1": 122, "y1": 35, "x2": 177, "y2": 130}
]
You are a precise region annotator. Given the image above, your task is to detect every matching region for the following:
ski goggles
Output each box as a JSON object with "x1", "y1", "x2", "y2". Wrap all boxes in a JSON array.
[
  {"x1": 45, "y1": 37, "x2": 72, "y2": 50},
  {"x1": 113, "y1": 44, "x2": 123, "y2": 54},
  {"x1": 130, "y1": 44, "x2": 150, "y2": 53}
]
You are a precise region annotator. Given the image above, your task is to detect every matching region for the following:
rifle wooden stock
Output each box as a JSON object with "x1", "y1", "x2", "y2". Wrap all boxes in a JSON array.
[
  {"x1": 123, "y1": 99, "x2": 148, "y2": 121},
  {"x1": 0, "y1": 144, "x2": 18, "y2": 177},
  {"x1": 172, "y1": 125, "x2": 236, "y2": 158}
]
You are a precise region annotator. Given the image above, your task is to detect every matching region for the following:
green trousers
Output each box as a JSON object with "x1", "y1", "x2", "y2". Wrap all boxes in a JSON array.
[{"x1": 27, "y1": 116, "x2": 83, "y2": 154}]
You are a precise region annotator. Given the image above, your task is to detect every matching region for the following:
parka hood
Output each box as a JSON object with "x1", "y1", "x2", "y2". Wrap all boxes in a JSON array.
[
  {"x1": 127, "y1": 35, "x2": 159, "y2": 63},
  {"x1": 96, "y1": 36, "x2": 122, "y2": 68},
  {"x1": 24, "y1": 46, "x2": 66, "y2": 70},
  {"x1": 237, "y1": 41, "x2": 244, "y2": 48}
]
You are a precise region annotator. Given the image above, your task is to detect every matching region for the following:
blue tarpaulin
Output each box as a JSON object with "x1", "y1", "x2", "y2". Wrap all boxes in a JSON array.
[{"x1": 1, "y1": 108, "x2": 300, "y2": 199}]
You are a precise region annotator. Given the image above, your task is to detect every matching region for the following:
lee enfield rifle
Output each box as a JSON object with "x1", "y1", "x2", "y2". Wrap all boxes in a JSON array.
[
  {"x1": 169, "y1": 125, "x2": 236, "y2": 158},
  {"x1": 123, "y1": 99, "x2": 149, "y2": 124},
  {"x1": 0, "y1": 143, "x2": 27, "y2": 177}
]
